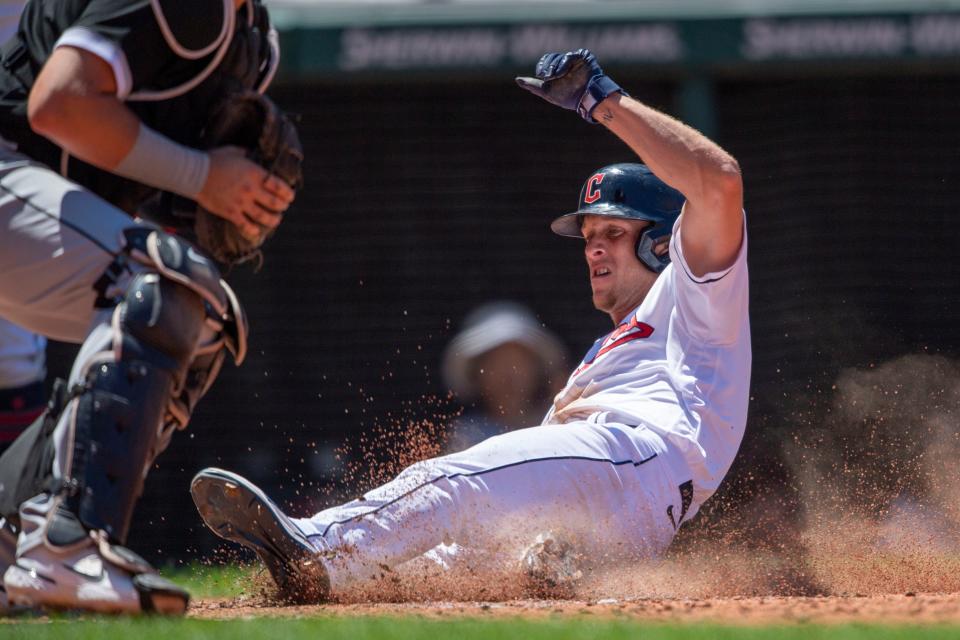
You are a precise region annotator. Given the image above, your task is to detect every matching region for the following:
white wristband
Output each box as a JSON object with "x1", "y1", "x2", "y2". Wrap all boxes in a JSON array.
[{"x1": 113, "y1": 123, "x2": 210, "y2": 198}]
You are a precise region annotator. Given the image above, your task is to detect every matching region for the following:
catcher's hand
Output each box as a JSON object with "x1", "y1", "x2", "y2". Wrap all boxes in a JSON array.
[
  {"x1": 515, "y1": 49, "x2": 626, "y2": 123},
  {"x1": 195, "y1": 91, "x2": 303, "y2": 266},
  {"x1": 199, "y1": 148, "x2": 291, "y2": 241}
]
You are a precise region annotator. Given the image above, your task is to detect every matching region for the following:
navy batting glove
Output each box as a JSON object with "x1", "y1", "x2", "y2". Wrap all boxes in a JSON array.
[{"x1": 515, "y1": 49, "x2": 626, "y2": 124}]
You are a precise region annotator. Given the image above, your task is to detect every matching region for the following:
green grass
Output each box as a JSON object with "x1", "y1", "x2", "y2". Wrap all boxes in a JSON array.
[
  {"x1": 3, "y1": 566, "x2": 959, "y2": 639},
  {"x1": 2, "y1": 619, "x2": 960, "y2": 640},
  {"x1": 158, "y1": 563, "x2": 257, "y2": 599}
]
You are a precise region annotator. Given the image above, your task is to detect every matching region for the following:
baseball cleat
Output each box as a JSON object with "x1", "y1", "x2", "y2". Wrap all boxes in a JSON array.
[
  {"x1": 2, "y1": 494, "x2": 188, "y2": 615},
  {"x1": 520, "y1": 532, "x2": 583, "y2": 598},
  {"x1": 190, "y1": 467, "x2": 329, "y2": 603}
]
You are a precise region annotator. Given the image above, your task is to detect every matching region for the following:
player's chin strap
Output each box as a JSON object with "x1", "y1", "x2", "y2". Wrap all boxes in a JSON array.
[{"x1": 0, "y1": 229, "x2": 247, "y2": 544}]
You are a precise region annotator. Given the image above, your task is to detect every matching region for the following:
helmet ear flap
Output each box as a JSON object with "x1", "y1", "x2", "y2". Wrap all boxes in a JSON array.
[{"x1": 635, "y1": 226, "x2": 672, "y2": 273}]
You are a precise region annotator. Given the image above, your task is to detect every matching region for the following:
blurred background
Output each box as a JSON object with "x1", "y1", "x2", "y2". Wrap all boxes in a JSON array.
[{"x1": 14, "y1": 0, "x2": 960, "y2": 563}]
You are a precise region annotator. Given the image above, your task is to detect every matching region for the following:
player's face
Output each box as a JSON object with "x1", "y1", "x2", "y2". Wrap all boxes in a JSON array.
[{"x1": 582, "y1": 216, "x2": 657, "y2": 324}]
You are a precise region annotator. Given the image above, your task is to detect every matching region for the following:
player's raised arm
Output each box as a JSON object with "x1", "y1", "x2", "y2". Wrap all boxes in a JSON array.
[{"x1": 516, "y1": 50, "x2": 743, "y2": 277}]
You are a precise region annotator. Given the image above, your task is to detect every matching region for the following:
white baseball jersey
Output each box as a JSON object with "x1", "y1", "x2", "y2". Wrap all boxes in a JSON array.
[{"x1": 545, "y1": 212, "x2": 751, "y2": 504}]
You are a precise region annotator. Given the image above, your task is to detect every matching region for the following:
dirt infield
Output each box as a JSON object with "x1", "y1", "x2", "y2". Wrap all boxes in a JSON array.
[
  {"x1": 189, "y1": 593, "x2": 960, "y2": 625},
  {"x1": 181, "y1": 500, "x2": 960, "y2": 627}
]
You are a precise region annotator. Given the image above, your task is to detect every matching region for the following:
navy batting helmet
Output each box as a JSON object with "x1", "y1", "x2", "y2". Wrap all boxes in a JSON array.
[{"x1": 551, "y1": 163, "x2": 685, "y2": 273}]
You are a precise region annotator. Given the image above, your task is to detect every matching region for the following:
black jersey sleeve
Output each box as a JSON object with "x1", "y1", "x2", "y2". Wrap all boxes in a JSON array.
[{"x1": 57, "y1": 0, "x2": 230, "y2": 98}]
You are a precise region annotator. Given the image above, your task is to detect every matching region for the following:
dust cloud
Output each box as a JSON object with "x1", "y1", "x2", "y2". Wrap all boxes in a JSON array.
[{"x1": 590, "y1": 353, "x2": 960, "y2": 601}]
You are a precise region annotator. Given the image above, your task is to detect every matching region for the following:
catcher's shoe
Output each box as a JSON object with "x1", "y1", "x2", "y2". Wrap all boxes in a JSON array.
[
  {"x1": 520, "y1": 532, "x2": 583, "y2": 598},
  {"x1": 190, "y1": 467, "x2": 329, "y2": 603},
  {"x1": 2, "y1": 494, "x2": 188, "y2": 615}
]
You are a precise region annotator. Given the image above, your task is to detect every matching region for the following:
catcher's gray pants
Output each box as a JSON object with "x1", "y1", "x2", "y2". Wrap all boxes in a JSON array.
[{"x1": 0, "y1": 146, "x2": 144, "y2": 340}]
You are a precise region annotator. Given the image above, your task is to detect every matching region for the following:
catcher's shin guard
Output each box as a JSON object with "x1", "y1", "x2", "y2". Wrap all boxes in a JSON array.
[
  {"x1": 54, "y1": 229, "x2": 247, "y2": 542},
  {"x1": 61, "y1": 273, "x2": 206, "y2": 541}
]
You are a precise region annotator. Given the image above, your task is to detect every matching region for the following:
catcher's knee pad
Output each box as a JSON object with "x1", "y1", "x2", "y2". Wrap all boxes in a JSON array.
[
  {"x1": 122, "y1": 227, "x2": 248, "y2": 368},
  {"x1": 121, "y1": 228, "x2": 248, "y2": 427}
]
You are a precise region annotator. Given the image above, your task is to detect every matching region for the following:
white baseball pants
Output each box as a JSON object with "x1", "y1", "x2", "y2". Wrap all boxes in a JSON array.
[{"x1": 294, "y1": 417, "x2": 692, "y2": 593}]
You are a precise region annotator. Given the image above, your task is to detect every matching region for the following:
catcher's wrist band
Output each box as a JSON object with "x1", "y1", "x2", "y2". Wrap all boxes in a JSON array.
[{"x1": 114, "y1": 123, "x2": 210, "y2": 198}]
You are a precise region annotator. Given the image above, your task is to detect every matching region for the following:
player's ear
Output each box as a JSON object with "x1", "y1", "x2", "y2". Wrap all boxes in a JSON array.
[{"x1": 652, "y1": 236, "x2": 670, "y2": 258}]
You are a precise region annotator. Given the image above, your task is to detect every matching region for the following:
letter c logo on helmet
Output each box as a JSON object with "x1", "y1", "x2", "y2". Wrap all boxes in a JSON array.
[
  {"x1": 583, "y1": 173, "x2": 604, "y2": 204},
  {"x1": 550, "y1": 163, "x2": 686, "y2": 274}
]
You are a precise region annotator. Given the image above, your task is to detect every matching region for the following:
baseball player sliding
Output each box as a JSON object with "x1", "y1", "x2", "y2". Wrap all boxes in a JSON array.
[{"x1": 191, "y1": 49, "x2": 750, "y2": 601}]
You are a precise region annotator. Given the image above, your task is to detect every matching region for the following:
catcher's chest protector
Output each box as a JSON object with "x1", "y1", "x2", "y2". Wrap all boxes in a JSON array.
[{"x1": 0, "y1": 0, "x2": 279, "y2": 217}]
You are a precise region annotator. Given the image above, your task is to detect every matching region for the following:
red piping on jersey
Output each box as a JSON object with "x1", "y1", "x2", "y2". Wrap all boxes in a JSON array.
[{"x1": 573, "y1": 316, "x2": 654, "y2": 376}]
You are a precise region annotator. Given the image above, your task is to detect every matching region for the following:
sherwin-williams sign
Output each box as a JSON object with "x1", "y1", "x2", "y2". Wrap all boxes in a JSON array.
[
  {"x1": 742, "y1": 14, "x2": 960, "y2": 60},
  {"x1": 338, "y1": 23, "x2": 685, "y2": 70},
  {"x1": 278, "y1": 13, "x2": 960, "y2": 74}
]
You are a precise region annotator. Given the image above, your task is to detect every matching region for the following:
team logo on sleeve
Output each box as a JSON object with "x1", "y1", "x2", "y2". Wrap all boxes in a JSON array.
[
  {"x1": 582, "y1": 173, "x2": 605, "y2": 204},
  {"x1": 573, "y1": 315, "x2": 654, "y2": 376}
]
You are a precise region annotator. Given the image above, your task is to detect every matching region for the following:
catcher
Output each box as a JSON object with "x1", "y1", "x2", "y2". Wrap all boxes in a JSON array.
[{"x1": 0, "y1": 0, "x2": 301, "y2": 615}]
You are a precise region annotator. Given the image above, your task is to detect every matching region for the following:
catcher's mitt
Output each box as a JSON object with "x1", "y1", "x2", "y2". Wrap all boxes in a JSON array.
[{"x1": 194, "y1": 90, "x2": 303, "y2": 266}]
